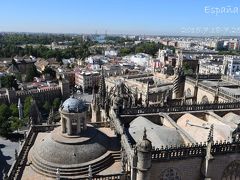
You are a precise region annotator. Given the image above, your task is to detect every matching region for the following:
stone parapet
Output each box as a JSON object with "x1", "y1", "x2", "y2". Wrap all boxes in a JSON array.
[{"x1": 151, "y1": 140, "x2": 240, "y2": 161}]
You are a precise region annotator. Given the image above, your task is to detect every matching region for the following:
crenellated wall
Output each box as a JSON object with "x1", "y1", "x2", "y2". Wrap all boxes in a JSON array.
[{"x1": 2, "y1": 80, "x2": 71, "y2": 105}]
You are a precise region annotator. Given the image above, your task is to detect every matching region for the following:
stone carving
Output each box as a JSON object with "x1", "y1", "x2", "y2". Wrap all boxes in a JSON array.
[
  {"x1": 159, "y1": 168, "x2": 181, "y2": 180},
  {"x1": 201, "y1": 95, "x2": 209, "y2": 104},
  {"x1": 222, "y1": 161, "x2": 240, "y2": 180}
]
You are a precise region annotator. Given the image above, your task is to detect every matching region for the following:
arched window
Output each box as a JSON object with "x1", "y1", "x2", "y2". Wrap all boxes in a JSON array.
[
  {"x1": 222, "y1": 161, "x2": 240, "y2": 180},
  {"x1": 201, "y1": 95, "x2": 209, "y2": 104},
  {"x1": 159, "y1": 168, "x2": 181, "y2": 180}
]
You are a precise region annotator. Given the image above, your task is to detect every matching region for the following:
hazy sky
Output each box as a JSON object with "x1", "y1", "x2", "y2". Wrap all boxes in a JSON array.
[{"x1": 1, "y1": 0, "x2": 240, "y2": 35}]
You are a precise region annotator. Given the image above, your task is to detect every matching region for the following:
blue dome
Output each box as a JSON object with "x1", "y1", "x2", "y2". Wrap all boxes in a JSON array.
[{"x1": 62, "y1": 96, "x2": 87, "y2": 113}]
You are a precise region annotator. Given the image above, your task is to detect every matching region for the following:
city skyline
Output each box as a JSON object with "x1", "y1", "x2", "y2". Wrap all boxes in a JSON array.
[{"x1": 1, "y1": 0, "x2": 240, "y2": 36}]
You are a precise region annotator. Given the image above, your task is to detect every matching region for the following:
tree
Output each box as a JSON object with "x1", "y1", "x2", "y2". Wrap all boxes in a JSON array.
[
  {"x1": 43, "y1": 101, "x2": 51, "y2": 113},
  {"x1": 9, "y1": 116, "x2": 23, "y2": 132},
  {"x1": 53, "y1": 98, "x2": 61, "y2": 110},
  {"x1": 134, "y1": 42, "x2": 162, "y2": 57},
  {"x1": 1, "y1": 75, "x2": 19, "y2": 90},
  {"x1": 182, "y1": 63, "x2": 193, "y2": 75},
  {"x1": 119, "y1": 48, "x2": 132, "y2": 56},
  {"x1": 25, "y1": 65, "x2": 39, "y2": 82},
  {"x1": 0, "y1": 104, "x2": 11, "y2": 119},
  {"x1": 0, "y1": 117, "x2": 12, "y2": 136},
  {"x1": 24, "y1": 96, "x2": 32, "y2": 118},
  {"x1": 10, "y1": 104, "x2": 18, "y2": 117},
  {"x1": 0, "y1": 104, "x2": 12, "y2": 136},
  {"x1": 43, "y1": 67, "x2": 56, "y2": 78}
]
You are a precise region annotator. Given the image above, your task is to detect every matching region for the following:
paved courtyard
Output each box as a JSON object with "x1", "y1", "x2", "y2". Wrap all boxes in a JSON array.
[{"x1": 0, "y1": 137, "x2": 19, "y2": 179}]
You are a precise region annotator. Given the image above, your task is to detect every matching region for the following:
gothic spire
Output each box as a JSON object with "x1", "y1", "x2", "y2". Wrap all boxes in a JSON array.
[
  {"x1": 17, "y1": 98, "x2": 23, "y2": 120},
  {"x1": 143, "y1": 127, "x2": 147, "y2": 140},
  {"x1": 99, "y1": 66, "x2": 106, "y2": 108},
  {"x1": 216, "y1": 80, "x2": 220, "y2": 94},
  {"x1": 145, "y1": 81, "x2": 149, "y2": 107},
  {"x1": 92, "y1": 87, "x2": 96, "y2": 108},
  {"x1": 214, "y1": 80, "x2": 220, "y2": 103},
  {"x1": 47, "y1": 107, "x2": 54, "y2": 125},
  {"x1": 195, "y1": 66, "x2": 199, "y2": 86},
  {"x1": 207, "y1": 124, "x2": 214, "y2": 143}
]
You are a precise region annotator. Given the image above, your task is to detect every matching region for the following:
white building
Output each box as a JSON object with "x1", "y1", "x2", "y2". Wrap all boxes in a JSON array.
[
  {"x1": 228, "y1": 39, "x2": 239, "y2": 50},
  {"x1": 158, "y1": 49, "x2": 173, "y2": 64},
  {"x1": 199, "y1": 59, "x2": 223, "y2": 74},
  {"x1": 177, "y1": 41, "x2": 195, "y2": 49},
  {"x1": 75, "y1": 71, "x2": 100, "y2": 92},
  {"x1": 62, "y1": 58, "x2": 75, "y2": 65},
  {"x1": 224, "y1": 56, "x2": 240, "y2": 77},
  {"x1": 124, "y1": 53, "x2": 151, "y2": 67},
  {"x1": 85, "y1": 55, "x2": 111, "y2": 70},
  {"x1": 104, "y1": 64, "x2": 123, "y2": 76},
  {"x1": 104, "y1": 50, "x2": 118, "y2": 57}
]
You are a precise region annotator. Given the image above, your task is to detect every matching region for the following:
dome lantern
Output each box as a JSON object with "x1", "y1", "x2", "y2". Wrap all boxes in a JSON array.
[{"x1": 60, "y1": 96, "x2": 88, "y2": 135}]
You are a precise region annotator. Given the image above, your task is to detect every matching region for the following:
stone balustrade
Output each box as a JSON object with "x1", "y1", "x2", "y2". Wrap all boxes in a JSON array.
[
  {"x1": 120, "y1": 101, "x2": 240, "y2": 115},
  {"x1": 151, "y1": 140, "x2": 240, "y2": 161}
]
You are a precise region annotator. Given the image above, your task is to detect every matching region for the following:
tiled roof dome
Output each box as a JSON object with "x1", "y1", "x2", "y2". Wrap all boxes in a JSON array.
[{"x1": 62, "y1": 96, "x2": 87, "y2": 113}]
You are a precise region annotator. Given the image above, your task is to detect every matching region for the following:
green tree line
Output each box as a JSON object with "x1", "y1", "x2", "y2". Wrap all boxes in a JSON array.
[
  {"x1": 0, "y1": 33, "x2": 95, "y2": 59},
  {"x1": 119, "y1": 41, "x2": 175, "y2": 57},
  {"x1": 0, "y1": 96, "x2": 61, "y2": 137}
]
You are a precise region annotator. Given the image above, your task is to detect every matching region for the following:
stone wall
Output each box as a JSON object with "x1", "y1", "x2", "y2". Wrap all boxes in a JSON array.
[
  {"x1": 151, "y1": 157, "x2": 202, "y2": 180},
  {"x1": 197, "y1": 87, "x2": 215, "y2": 103},
  {"x1": 150, "y1": 140, "x2": 240, "y2": 180},
  {"x1": 5, "y1": 87, "x2": 62, "y2": 104},
  {"x1": 150, "y1": 152, "x2": 240, "y2": 180},
  {"x1": 2, "y1": 80, "x2": 70, "y2": 105},
  {"x1": 208, "y1": 153, "x2": 240, "y2": 179},
  {"x1": 185, "y1": 77, "x2": 237, "y2": 103}
]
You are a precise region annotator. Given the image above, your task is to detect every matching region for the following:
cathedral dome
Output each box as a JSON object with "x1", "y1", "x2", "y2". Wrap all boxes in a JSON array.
[
  {"x1": 62, "y1": 96, "x2": 87, "y2": 113},
  {"x1": 32, "y1": 126, "x2": 108, "y2": 165},
  {"x1": 29, "y1": 125, "x2": 115, "y2": 178}
]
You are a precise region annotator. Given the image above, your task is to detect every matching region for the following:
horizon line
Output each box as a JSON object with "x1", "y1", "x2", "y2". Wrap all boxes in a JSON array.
[{"x1": 0, "y1": 30, "x2": 240, "y2": 39}]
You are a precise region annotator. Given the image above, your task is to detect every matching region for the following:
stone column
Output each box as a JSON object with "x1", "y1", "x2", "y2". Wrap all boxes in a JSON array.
[
  {"x1": 82, "y1": 113, "x2": 87, "y2": 130},
  {"x1": 77, "y1": 118, "x2": 81, "y2": 134},
  {"x1": 131, "y1": 151, "x2": 137, "y2": 180},
  {"x1": 61, "y1": 116, "x2": 66, "y2": 133},
  {"x1": 67, "y1": 117, "x2": 72, "y2": 135}
]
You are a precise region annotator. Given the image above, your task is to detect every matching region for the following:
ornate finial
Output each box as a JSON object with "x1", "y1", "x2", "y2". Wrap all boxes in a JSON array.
[
  {"x1": 15, "y1": 149, "x2": 18, "y2": 159},
  {"x1": 3, "y1": 168, "x2": 8, "y2": 180},
  {"x1": 196, "y1": 64, "x2": 199, "y2": 75},
  {"x1": 18, "y1": 98, "x2": 22, "y2": 107},
  {"x1": 216, "y1": 80, "x2": 220, "y2": 94},
  {"x1": 56, "y1": 168, "x2": 60, "y2": 180},
  {"x1": 143, "y1": 127, "x2": 147, "y2": 140},
  {"x1": 207, "y1": 124, "x2": 214, "y2": 143},
  {"x1": 88, "y1": 165, "x2": 93, "y2": 179}
]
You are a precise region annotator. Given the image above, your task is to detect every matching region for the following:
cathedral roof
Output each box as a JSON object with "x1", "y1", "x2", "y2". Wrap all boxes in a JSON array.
[
  {"x1": 177, "y1": 113, "x2": 232, "y2": 142},
  {"x1": 129, "y1": 116, "x2": 185, "y2": 148}
]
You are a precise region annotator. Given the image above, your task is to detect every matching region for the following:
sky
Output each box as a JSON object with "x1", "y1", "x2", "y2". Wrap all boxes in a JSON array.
[{"x1": 0, "y1": 0, "x2": 240, "y2": 36}]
